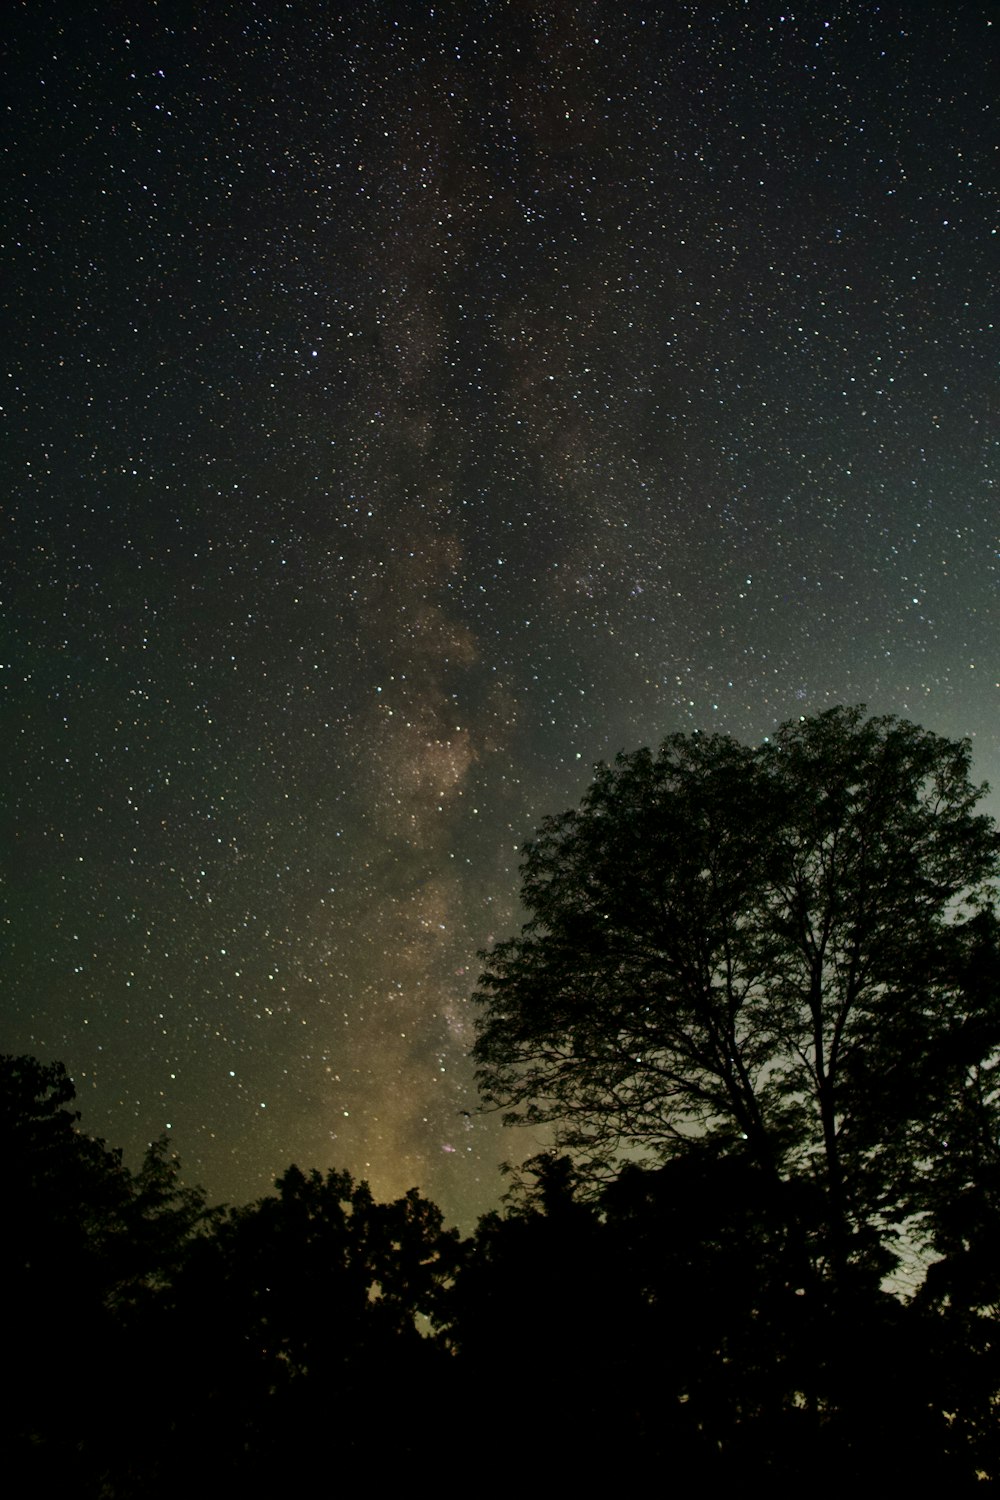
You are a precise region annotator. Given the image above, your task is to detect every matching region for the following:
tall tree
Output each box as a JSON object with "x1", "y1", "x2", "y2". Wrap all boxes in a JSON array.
[
  {"x1": 0, "y1": 1056, "x2": 213, "y2": 1487},
  {"x1": 472, "y1": 707, "x2": 1000, "y2": 1280}
]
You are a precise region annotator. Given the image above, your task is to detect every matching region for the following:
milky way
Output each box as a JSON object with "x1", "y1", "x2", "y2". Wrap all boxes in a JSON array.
[{"x1": 4, "y1": 3, "x2": 997, "y2": 1226}]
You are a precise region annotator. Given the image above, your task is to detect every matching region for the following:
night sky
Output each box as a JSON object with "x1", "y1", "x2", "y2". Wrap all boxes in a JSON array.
[{"x1": 4, "y1": 2, "x2": 997, "y2": 1227}]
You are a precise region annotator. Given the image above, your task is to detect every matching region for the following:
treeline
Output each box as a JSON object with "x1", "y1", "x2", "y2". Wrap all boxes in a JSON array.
[{"x1": 3, "y1": 1055, "x2": 997, "y2": 1494}]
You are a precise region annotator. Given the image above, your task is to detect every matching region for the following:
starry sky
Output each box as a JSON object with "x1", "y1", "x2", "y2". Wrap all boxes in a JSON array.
[{"x1": 3, "y1": 1, "x2": 997, "y2": 1227}]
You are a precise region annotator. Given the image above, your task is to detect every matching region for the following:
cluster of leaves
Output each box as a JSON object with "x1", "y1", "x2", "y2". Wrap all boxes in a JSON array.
[{"x1": 474, "y1": 708, "x2": 1000, "y2": 1288}]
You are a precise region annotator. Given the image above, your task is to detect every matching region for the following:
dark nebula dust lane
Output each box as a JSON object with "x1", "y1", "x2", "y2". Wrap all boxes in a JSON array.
[{"x1": 3, "y1": 3, "x2": 996, "y2": 1225}]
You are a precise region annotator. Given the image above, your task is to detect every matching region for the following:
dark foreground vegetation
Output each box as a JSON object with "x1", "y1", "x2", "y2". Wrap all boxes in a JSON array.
[
  {"x1": 3, "y1": 1054, "x2": 999, "y2": 1493},
  {"x1": 6, "y1": 710, "x2": 1000, "y2": 1491}
]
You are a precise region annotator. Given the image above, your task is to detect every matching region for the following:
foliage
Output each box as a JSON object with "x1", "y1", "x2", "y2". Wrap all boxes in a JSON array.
[
  {"x1": 0, "y1": 1056, "x2": 215, "y2": 1489},
  {"x1": 180, "y1": 1162, "x2": 462, "y2": 1370},
  {"x1": 473, "y1": 707, "x2": 1000, "y2": 1279},
  {"x1": 0, "y1": 1060, "x2": 462, "y2": 1490},
  {"x1": 0, "y1": 1055, "x2": 214, "y2": 1318},
  {"x1": 3, "y1": 1045, "x2": 998, "y2": 1486},
  {"x1": 131, "y1": 1165, "x2": 464, "y2": 1490}
]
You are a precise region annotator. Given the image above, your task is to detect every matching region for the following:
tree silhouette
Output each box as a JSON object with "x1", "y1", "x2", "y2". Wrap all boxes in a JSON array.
[
  {"x1": 473, "y1": 707, "x2": 1000, "y2": 1285},
  {"x1": 0, "y1": 1056, "x2": 213, "y2": 1487},
  {"x1": 4, "y1": 1039, "x2": 997, "y2": 1484},
  {"x1": 145, "y1": 1165, "x2": 462, "y2": 1489}
]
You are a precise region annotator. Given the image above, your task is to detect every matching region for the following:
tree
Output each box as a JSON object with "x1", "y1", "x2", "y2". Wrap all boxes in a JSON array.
[
  {"x1": 0, "y1": 1056, "x2": 212, "y2": 1320},
  {"x1": 0, "y1": 1056, "x2": 214, "y2": 1488},
  {"x1": 472, "y1": 707, "x2": 1000, "y2": 1282},
  {"x1": 146, "y1": 1165, "x2": 462, "y2": 1488},
  {"x1": 0, "y1": 1055, "x2": 132, "y2": 1343}
]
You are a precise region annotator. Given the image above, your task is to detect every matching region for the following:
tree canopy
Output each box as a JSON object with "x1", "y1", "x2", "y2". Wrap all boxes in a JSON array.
[{"x1": 472, "y1": 706, "x2": 1000, "y2": 1280}]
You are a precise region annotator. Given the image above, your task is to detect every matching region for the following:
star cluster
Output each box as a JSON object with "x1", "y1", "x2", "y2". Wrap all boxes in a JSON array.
[{"x1": 3, "y1": 2, "x2": 997, "y2": 1224}]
